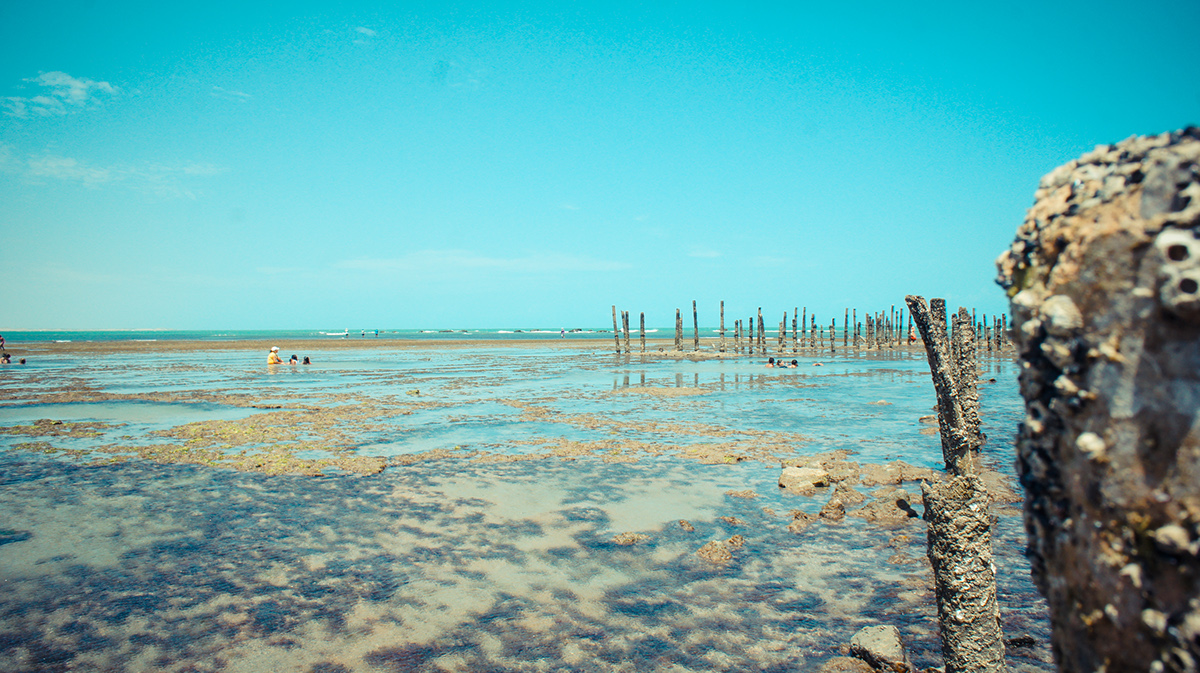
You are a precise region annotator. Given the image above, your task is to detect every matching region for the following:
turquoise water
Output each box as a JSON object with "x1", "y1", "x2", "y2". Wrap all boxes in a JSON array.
[{"x1": 0, "y1": 346, "x2": 1050, "y2": 672}]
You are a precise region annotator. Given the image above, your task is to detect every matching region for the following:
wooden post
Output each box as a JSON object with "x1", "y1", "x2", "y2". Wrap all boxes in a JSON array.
[
  {"x1": 843, "y1": 308, "x2": 849, "y2": 347},
  {"x1": 830, "y1": 319, "x2": 836, "y2": 353},
  {"x1": 692, "y1": 300, "x2": 700, "y2": 351},
  {"x1": 757, "y1": 308, "x2": 765, "y2": 355},
  {"x1": 675, "y1": 309, "x2": 682, "y2": 352},
  {"x1": 792, "y1": 308, "x2": 798, "y2": 353},
  {"x1": 778, "y1": 313, "x2": 786, "y2": 353},
  {"x1": 612, "y1": 306, "x2": 621, "y2": 354},
  {"x1": 852, "y1": 309, "x2": 858, "y2": 348},
  {"x1": 811, "y1": 314, "x2": 817, "y2": 349},
  {"x1": 719, "y1": 301, "x2": 726, "y2": 353},
  {"x1": 801, "y1": 307, "x2": 807, "y2": 349},
  {"x1": 735, "y1": 320, "x2": 741, "y2": 354},
  {"x1": 640, "y1": 312, "x2": 646, "y2": 353},
  {"x1": 622, "y1": 311, "x2": 631, "y2": 354},
  {"x1": 906, "y1": 294, "x2": 1006, "y2": 673}
]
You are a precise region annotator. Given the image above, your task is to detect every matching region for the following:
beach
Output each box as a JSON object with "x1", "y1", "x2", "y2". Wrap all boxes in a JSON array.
[{"x1": 0, "y1": 338, "x2": 1052, "y2": 672}]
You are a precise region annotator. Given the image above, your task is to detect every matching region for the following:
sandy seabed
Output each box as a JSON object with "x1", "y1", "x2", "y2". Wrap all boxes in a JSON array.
[{"x1": 0, "y1": 339, "x2": 1052, "y2": 672}]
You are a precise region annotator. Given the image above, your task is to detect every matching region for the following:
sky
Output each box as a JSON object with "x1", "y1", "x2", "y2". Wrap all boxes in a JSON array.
[{"x1": 2, "y1": 0, "x2": 1197, "y2": 330}]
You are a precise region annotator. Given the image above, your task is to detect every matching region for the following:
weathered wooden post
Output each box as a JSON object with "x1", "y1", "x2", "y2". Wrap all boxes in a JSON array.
[
  {"x1": 844, "y1": 308, "x2": 849, "y2": 347},
  {"x1": 719, "y1": 301, "x2": 726, "y2": 353},
  {"x1": 612, "y1": 306, "x2": 622, "y2": 354},
  {"x1": 692, "y1": 300, "x2": 700, "y2": 351},
  {"x1": 853, "y1": 309, "x2": 858, "y2": 348},
  {"x1": 757, "y1": 308, "x2": 765, "y2": 355},
  {"x1": 640, "y1": 312, "x2": 646, "y2": 353},
  {"x1": 778, "y1": 313, "x2": 786, "y2": 353},
  {"x1": 898, "y1": 308, "x2": 905, "y2": 348},
  {"x1": 829, "y1": 320, "x2": 835, "y2": 353},
  {"x1": 907, "y1": 295, "x2": 1005, "y2": 673},
  {"x1": 801, "y1": 307, "x2": 807, "y2": 349},
  {"x1": 810, "y1": 315, "x2": 817, "y2": 349},
  {"x1": 866, "y1": 314, "x2": 874, "y2": 350},
  {"x1": 792, "y1": 308, "x2": 799, "y2": 353},
  {"x1": 996, "y1": 129, "x2": 1200, "y2": 672},
  {"x1": 622, "y1": 311, "x2": 631, "y2": 354},
  {"x1": 675, "y1": 309, "x2": 682, "y2": 352}
]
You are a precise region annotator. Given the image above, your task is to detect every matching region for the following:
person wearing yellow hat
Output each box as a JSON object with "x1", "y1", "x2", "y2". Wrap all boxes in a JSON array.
[{"x1": 267, "y1": 346, "x2": 284, "y2": 365}]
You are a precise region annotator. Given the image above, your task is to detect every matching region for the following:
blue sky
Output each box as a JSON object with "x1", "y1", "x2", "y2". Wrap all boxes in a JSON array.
[{"x1": 2, "y1": 1, "x2": 1197, "y2": 330}]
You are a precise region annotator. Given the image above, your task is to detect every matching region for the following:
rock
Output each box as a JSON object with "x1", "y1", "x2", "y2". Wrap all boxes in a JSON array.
[
  {"x1": 849, "y1": 625, "x2": 915, "y2": 672},
  {"x1": 779, "y1": 466, "x2": 831, "y2": 495},
  {"x1": 718, "y1": 516, "x2": 744, "y2": 526},
  {"x1": 726, "y1": 489, "x2": 758, "y2": 499},
  {"x1": 850, "y1": 498, "x2": 918, "y2": 527},
  {"x1": 697, "y1": 536, "x2": 744, "y2": 564},
  {"x1": 613, "y1": 532, "x2": 649, "y2": 546},
  {"x1": 697, "y1": 540, "x2": 731, "y2": 564},
  {"x1": 816, "y1": 656, "x2": 874, "y2": 673},
  {"x1": 678, "y1": 519, "x2": 695, "y2": 532},
  {"x1": 819, "y1": 497, "x2": 846, "y2": 521},
  {"x1": 859, "y1": 461, "x2": 938, "y2": 486},
  {"x1": 832, "y1": 482, "x2": 866, "y2": 506},
  {"x1": 787, "y1": 510, "x2": 816, "y2": 533}
]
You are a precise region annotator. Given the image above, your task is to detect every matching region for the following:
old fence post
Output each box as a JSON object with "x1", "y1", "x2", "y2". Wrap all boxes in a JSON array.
[
  {"x1": 612, "y1": 306, "x2": 621, "y2": 354},
  {"x1": 907, "y1": 294, "x2": 1005, "y2": 673}
]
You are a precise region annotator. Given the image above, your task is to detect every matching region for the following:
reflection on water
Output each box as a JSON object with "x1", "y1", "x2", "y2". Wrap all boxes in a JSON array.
[{"x1": 0, "y1": 347, "x2": 1051, "y2": 671}]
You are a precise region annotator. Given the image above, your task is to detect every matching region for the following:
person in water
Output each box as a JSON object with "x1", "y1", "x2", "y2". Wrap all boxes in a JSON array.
[
  {"x1": 302, "y1": 356, "x2": 311, "y2": 365},
  {"x1": 765, "y1": 357, "x2": 776, "y2": 368},
  {"x1": 268, "y1": 347, "x2": 284, "y2": 365},
  {"x1": 789, "y1": 359, "x2": 799, "y2": 368},
  {"x1": 289, "y1": 354, "x2": 298, "y2": 365}
]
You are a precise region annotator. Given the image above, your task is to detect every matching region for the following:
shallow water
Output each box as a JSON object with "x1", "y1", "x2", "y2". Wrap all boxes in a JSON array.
[{"x1": 0, "y1": 346, "x2": 1052, "y2": 672}]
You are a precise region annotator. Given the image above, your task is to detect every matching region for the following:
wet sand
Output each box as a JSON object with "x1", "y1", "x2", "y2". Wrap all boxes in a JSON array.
[{"x1": 0, "y1": 342, "x2": 1049, "y2": 672}]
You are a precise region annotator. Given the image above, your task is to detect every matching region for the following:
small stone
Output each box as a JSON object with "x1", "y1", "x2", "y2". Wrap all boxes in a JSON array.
[
  {"x1": 820, "y1": 497, "x2": 846, "y2": 521},
  {"x1": 849, "y1": 625, "x2": 915, "y2": 672},
  {"x1": 612, "y1": 532, "x2": 649, "y2": 546},
  {"x1": 697, "y1": 540, "x2": 732, "y2": 564},
  {"x1": 678, "y1": 519, "x2": 695, "y2": 532}
]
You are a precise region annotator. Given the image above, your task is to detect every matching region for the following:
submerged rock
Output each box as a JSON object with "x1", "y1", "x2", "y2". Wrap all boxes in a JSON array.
[{"x1": 779, "y1": 466, "x2": 830, "y2": 495}]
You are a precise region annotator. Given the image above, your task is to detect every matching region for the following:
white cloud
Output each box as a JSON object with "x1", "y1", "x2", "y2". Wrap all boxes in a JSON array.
[
  {"x1": 211, "y1": 86, "x2": 252, "y2": 102},
  {"x1": 335, "y1": 250, "x2": 631, "y2": 275},
  {"x1": 688, "y1": 249, "x2": 722, "y2": 258},
  {"x1": 354, "y1": 26, "x2": 376, "y2": 37},
  {"x1": 2, "y1": 148, "x2": 224, "y2": 198},
  {"x1": 3, "y1": 71, "x2": 117, "y2": 118}
]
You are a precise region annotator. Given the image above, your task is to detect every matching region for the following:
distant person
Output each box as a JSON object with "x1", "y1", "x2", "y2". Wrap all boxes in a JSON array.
[
  {"x1": 0, "y1": 333, "x2": 5, "y2": 351},
  {"x1": 908, "y1": 328, "x2": 917, "y2": 344},
  {"x1": 560, "y1": 329, "x2": 565, "y2": 338},
  {"x1": 765, "y1": 357, "x2": 775, "y2": 368},
  {"x1": 0, "y1": 353, "x2": 9, "y2": 364},
  {"x1": 790, "y1": 359, "x2": 799, "y2": 368},
  {"x1": 268, "y1": 347, "x2": 284, "y2": 365},
  {"x1": 289, "y1": 354, "x2": 298, "y2": 365},
  {"x1": 18, "y1": 358, "x2": 25, "y2": 365},
  {"x1": 302, "y1": 356, "x2": 311, "y2": 365}
]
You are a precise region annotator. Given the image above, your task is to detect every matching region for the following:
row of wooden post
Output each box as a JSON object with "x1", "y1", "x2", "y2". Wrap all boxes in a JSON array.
[{"x1": 610, "y1": 303, "x2": 1010, "y2": 356}]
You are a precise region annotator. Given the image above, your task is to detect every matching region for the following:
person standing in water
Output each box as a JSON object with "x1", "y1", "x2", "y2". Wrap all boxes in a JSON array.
[{"x1": 268, "y1": 347, "x2": 284, "y2": 364}]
